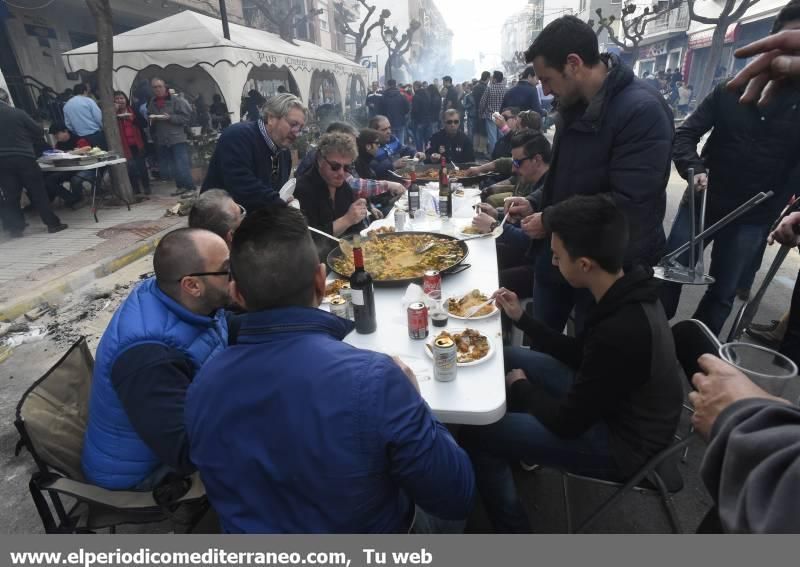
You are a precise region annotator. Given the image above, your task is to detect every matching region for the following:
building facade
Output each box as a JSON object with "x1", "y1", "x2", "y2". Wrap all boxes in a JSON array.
[
  {"x1": 500, "y1": 0, "x2": 545, "y2": 67},
  {"x1": 574, "y1": 0, "x2": 623, "y2": 51},
  {"x1": 0, "y1": 0, "x2": 244, "y2": 112}
]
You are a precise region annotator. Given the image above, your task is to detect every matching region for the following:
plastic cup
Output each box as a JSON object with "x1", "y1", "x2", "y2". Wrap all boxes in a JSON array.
[{"x1": 719, "y1": 342, "x2": 798, "y2": 398}]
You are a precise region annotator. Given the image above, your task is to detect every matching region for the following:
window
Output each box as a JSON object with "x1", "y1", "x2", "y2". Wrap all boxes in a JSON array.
[{"x1": 579, "y1": 0, "x2": 587, "y2": 12}]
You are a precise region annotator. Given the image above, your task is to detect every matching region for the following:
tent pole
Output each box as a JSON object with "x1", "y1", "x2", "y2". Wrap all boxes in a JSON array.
[{"x1": 219, "y1": 0, "x2": 231, "y2": 40}]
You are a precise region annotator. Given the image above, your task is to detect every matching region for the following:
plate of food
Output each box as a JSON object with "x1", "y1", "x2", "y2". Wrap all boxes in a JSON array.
[
  {"x1": 452, "y1": 187, "x2": 481, "y2": 198},
  {"x1": 458, "y1": 225, "x2": 484, "y2": 238},
  {"x1": 424, "y1": 328, "x2": 494, "y2": 366},
  {"x1": 323, "y1": 278, "x2": 348, "y2": 303},
  {"x1": 445, "y1": 289, "x2": 499, "y2": 320}
]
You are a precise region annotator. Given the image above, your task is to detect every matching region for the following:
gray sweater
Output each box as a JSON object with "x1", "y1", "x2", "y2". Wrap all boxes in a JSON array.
[
  {"x1": 147, "y1": 95, "x2": 191, "y2": 147},
  {"x1": 0, "y1": 102, "x2": 45, "y2": 160},
  {"x1": 701, "y1": 397, "x2": 800, "y2": 533}
]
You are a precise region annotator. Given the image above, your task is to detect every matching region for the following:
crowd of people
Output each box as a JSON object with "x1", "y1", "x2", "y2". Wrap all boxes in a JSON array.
[{"x1": 5, "y1": 0, "x2": 800, "y2": 534}]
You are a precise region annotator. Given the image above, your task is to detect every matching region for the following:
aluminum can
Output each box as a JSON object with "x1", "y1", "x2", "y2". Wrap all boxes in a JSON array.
[
  {"x1": 422, "y1": 270, "x2": 442, "y2": 300},
  {"x1": 339, "y1": 283, "x2": 354, "y2": 320},
  {"x1": 329, "y1": 295, "x2": 348, "y2": 319},
  {"x1": 407, "y1": 302, "x2": 429, "y2": 340},
  {"x1": 433, "y1": 336, "x2": 458, "y2": 382},
  {"x1": 395, "y1": 209, "x2": 407, "y2": 231}
]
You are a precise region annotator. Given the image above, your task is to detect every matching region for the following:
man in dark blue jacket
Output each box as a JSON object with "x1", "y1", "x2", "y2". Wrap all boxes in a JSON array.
[
  {"x1": 185, "y1": 206, "x2": 475, "y2": 533},
  {"x1": 659, "y1": 2, "x2": 800, "y2": 336},
  {"x1": 507, "y1": 16, "x2": 673, "y2": 332},
  {"x1": 501, "y1": 67, "x2": 542, "y2": 113},
  {"x1": 82, "y1": 228, "x2": 230, "y2": 489},
  {"x1": 377, "y1": 79, "x2": 410, "y2": 143},
  {"x1": 368, "y1": 115, "x2": 425, "y2": 179},
  {"x1": 202, "y1": 94, "x2": 306, "y2": 212}
]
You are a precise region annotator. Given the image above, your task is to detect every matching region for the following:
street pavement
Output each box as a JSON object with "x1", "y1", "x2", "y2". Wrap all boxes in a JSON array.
[{"x1": 0, "y1": 166, "x2": 795, "y2": 533}]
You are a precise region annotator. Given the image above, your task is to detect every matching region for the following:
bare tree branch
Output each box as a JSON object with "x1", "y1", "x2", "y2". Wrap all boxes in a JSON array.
[{"x1": 686, "y1": 0, "x2": 719, "y2": 25}]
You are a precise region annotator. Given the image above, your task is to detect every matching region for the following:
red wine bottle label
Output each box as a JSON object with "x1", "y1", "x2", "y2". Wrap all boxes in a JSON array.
[{"x1": 350, "y1": 289, "x2": 365, "y2": 305}]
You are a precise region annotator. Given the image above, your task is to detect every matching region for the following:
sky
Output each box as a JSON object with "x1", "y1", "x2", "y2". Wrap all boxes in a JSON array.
[{"x1": 432, "y1": 0, "x2": 578, "y2": 70}]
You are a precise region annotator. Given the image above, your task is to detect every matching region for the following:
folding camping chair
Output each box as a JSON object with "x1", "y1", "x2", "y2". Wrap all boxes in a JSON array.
[{"x1": 14, "y1": 337, "x2": 207, "y2": 533}]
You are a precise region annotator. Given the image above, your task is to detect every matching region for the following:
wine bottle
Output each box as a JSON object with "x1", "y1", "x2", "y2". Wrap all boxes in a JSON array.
[
  {"x1": 408, "y1": 169, "x2": 420, "y2": 219},
  {"x1": 349, "y1": 235, "x2": 377, "y2": 334},
  {"x1": 438, "y1": 156, "x2": 452, "y2": 218}
]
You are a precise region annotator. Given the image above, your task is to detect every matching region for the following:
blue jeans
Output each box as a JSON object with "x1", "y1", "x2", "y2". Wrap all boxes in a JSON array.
[
  {"x1": 485, "y1": 118, "x2": 499, "y2": 155},
  {"x1": 414, "y1": 122, "x2": 432, "y2": 152},
  {"x1": 159, "y1": 143, "x2": 195, "y2": 190},
  {"x1": 659, "y1": 195, "x2": 771, "y2": 335},
  {"x1": 532, "y1": 248, "x2": 594, "y2": 333},
  {"x1": 462, "y1": 348, "x2": 619, "y2": 533}
]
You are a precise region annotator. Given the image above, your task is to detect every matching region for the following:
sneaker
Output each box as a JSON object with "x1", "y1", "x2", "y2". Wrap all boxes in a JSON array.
[
  {"x1": 745, "y1": 327, "x2": 781, "y2": 349},
  {"x1": 47, "y1": 223, "x2": 68, "y2": 234}
]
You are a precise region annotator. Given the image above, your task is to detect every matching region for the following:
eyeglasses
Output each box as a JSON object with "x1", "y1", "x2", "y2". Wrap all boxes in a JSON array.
[
  {"x1": 445, "y1": 120, "x2": 460, "y2": 125},
  {"x1": 176, "y1": 270, "x2": 230, "y2": 283},
  {"x1": 282, "y1": 117, "x2": 304, "y2": 132},
  {"x1": 501, "y1": 114, "x2": 515, "y2": 120},
  {"x1": 511, "y1": 155, "x2": 535, "y2": 168},
  {"x1": 323, "y1": 157, "x2": 353, "y2": 173}
]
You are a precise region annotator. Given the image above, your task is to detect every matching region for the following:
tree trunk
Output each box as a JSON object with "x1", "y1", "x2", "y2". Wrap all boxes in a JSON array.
[
  {"x1": 86, "y1": 0, "x2": 133, "y2": 204},
  {"x1": 385, "y1": 56, "x2": 393, "y2": 81},
  {"x1": 695, "y1": 21, "x2": 727, "y2": 102},
  {"x1": 354, "y1": 41, "x2": 363, "y2": 63}
]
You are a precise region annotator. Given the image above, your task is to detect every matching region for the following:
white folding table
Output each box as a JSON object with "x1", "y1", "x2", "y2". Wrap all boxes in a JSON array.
[
  {"x1": 330, "y1": 185, "x2": 507, "y2": 425},
  {"x1": 38, "y1": 157, "x2": 128, "y2": 222}
]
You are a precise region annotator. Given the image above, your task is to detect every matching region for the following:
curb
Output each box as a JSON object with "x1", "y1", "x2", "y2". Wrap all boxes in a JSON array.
[{"x1": 0, "y1": 230, "x2": 168, "y2": 323}]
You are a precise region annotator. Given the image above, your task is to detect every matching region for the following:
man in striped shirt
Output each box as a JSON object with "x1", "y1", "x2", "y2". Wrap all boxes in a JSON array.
[{"x1": 479, "y1": 71, "x2": 508, "y2": 156}]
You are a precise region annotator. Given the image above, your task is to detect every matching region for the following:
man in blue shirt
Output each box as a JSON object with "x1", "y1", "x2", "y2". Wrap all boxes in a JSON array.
[
  {"x1": 185, "y1": 206, "x2": 475, "y2": 533},
  {"x1": 62, "y1": 83, "x2": 105, "y2": 148}
]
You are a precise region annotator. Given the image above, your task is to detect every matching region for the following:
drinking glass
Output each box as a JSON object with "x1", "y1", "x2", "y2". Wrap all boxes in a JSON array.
[{"x1": 719, "y1": 342, "x2": 798, "y2": 398}]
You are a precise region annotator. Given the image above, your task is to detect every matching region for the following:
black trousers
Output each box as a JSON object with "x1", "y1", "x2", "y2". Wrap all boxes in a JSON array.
[
  {"x1": 781, "y1": 265, "x2": 800, "y2": 367},
  {"x1": 0, "y1": 156, "x2": 61, "y2": 233}
]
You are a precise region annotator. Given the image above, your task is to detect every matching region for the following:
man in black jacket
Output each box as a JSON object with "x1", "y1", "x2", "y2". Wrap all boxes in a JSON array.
[
  {"x1": 202, "y1": 94, "x2": 306, "y2": 212},
  {"x1": 425, "y1": 109, "x2": 474, "y2": 164},
  {"x1": 501, "y1": 67, "x2": 542, "y2": 113},
  {"x1": 506, "y1": 16, "x2": 673, "y2": 332},
  {"x1": 471, "y1": 72, "x2": 490, "y2": 154},
  {"x1": 660, "y1": 2, "x2": 800, "y2": 336},
  {"x1": 0, "y1": 92, "x2": 67, "y2": 237},
  {"x1": 377, "y1": 79, "x2": 410, "y2": 144},
  {"x1": 462, "y1": 195, "x2": 683, "y2": 533},
  {"x1": 411, "y1": 81, "x2": 432, "y2": 152}
]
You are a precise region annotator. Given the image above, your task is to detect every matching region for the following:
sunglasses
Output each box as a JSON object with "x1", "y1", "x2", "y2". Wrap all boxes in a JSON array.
[
  {"x1": 511, "y1": 155, "x2": 535, "y2": 168},
  {"x1": 501, "y1": 114, "x2": 515, "y2": 120},
  {"x1": 445, "y1": 120, "x2": 460, "y2": 125},
  {"x1": 323, "y1": 157, "x2": 353, "y2": 172},
  {"x1": 237, "y1": 203, "x2": 247, "y2": 219}
]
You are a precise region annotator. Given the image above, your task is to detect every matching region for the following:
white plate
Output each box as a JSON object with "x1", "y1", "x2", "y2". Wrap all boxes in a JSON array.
[
  {"x1": 444, "y1": 292, "x2": 500, "y2": 320},
  {"x1": 452, "y1": 187, "x2": 481, "y2": 199},
  {"x1": 424, "y1": 328, "x2": 495, "y2": 367},
  {"x1": 457, "y1": 226, "x2": 486, "y2": 239}
]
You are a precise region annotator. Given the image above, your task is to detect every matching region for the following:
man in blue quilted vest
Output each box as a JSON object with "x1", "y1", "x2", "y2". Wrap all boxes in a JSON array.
[{"x1": 82, "y1": 228, "x2": 230, "y2": 490}]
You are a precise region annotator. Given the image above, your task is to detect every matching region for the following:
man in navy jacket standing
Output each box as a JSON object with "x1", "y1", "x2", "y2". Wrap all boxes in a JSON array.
[
  {"x1": 202, "y1": 94, "x2": 307, "y2": 212},
  {"x1": 506, "y1": 16, "x2": 673, "y2": 332},
  {"x1": 186, "y1": 207, "x2": 475, "y2": 533},
  {"x1": 501, "y1": 67, "x2": 542, "y2": 113}
]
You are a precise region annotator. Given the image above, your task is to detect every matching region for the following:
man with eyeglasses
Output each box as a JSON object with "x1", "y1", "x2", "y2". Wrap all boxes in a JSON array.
[
  {"x1": 368, "y1": 114, "x2": 426, "y2": 179},
  {"x1": 425, "y1": 109, "x2": 474, "y2": 164},
  {"x1": 82, "y1": 228, "x2": 230, "y2": 490},
  {"x1": 202, "y1": 93, "x2": 307, "y2": 212}
]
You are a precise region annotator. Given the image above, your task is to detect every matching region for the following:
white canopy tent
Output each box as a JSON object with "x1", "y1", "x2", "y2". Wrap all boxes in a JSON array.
[{"x1": 62, "y1": 10, "x2": 368, "y2": 121}]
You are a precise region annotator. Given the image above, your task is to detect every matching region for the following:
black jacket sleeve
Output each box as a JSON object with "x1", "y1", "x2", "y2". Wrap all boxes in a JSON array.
[
  {"x1": 514, "y1": 310, "x2": 583, "y2": 367},
  {"x1": 461, "y1": 135, "x2": 475, "y2": 162},
  {"x1": 672, "y1": 85, "x2": 717, "y2": 179},
  {"x1": 701, "y1": 398, "x2": 800, "y2": 533},
  {"x1": 110, "y1": 344, "x2": 196, "y2": 475}
]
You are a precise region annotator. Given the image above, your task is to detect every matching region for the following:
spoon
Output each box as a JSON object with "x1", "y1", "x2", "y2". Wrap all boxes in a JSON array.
[
  {"x1": 464, "y1": 297, "x2": 495, "y2": 318},
  {"x1": 451, "y1": 161, "x2": 460, "y2": 171},
  {"x1": 492, "y1": 212, "x2": 510, "y2": 238}
]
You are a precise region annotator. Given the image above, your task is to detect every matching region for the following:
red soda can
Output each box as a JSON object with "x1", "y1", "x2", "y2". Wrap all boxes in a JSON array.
[
  {"x1": 407, "y1": 302, "x2": 429, "y2": 339},
  {"x1": 422, "y1": 270, "x2": 442, "y2": 300}
]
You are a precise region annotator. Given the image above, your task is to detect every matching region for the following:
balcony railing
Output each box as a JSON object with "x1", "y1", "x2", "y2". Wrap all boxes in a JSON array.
[{"x1": 647, "y1": 2, "x2": 689, "y2": 34}]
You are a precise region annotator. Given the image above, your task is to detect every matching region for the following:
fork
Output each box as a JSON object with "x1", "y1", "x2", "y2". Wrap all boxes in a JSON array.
[{"x1": 464, "y1": 298, "x2": 495, "y2": 318}]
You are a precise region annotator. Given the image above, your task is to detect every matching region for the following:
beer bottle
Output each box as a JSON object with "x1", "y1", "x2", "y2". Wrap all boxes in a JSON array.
[
  {"x1": 349, "y1": 235, "x2": 377, "y2": 334},
  {"x1": 408, "y1": 169, "x2": 420, "y2": 219},
  {"x1": 438, "y1": 156, "x2": 451, "y2": 218}
]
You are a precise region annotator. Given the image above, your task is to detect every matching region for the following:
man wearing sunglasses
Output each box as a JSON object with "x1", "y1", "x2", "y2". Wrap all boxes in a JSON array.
[
  {"x1": 202, "y1": 93, "x2": 307, "y2": 212},
  {"x1": 82, "y1": 228, "x2": 230, "y2": 490},
  {"x1": 295, "y1": 133, "x2": 370, "y2": 259},
  {"x1": 425, "y1": 109, "x2": 475, "y2": 164}
]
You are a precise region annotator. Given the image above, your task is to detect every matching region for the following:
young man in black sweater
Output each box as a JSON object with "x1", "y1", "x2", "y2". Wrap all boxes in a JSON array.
[{"x1": 462, "y1": 195, "x2": 683, "y2": 533}]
